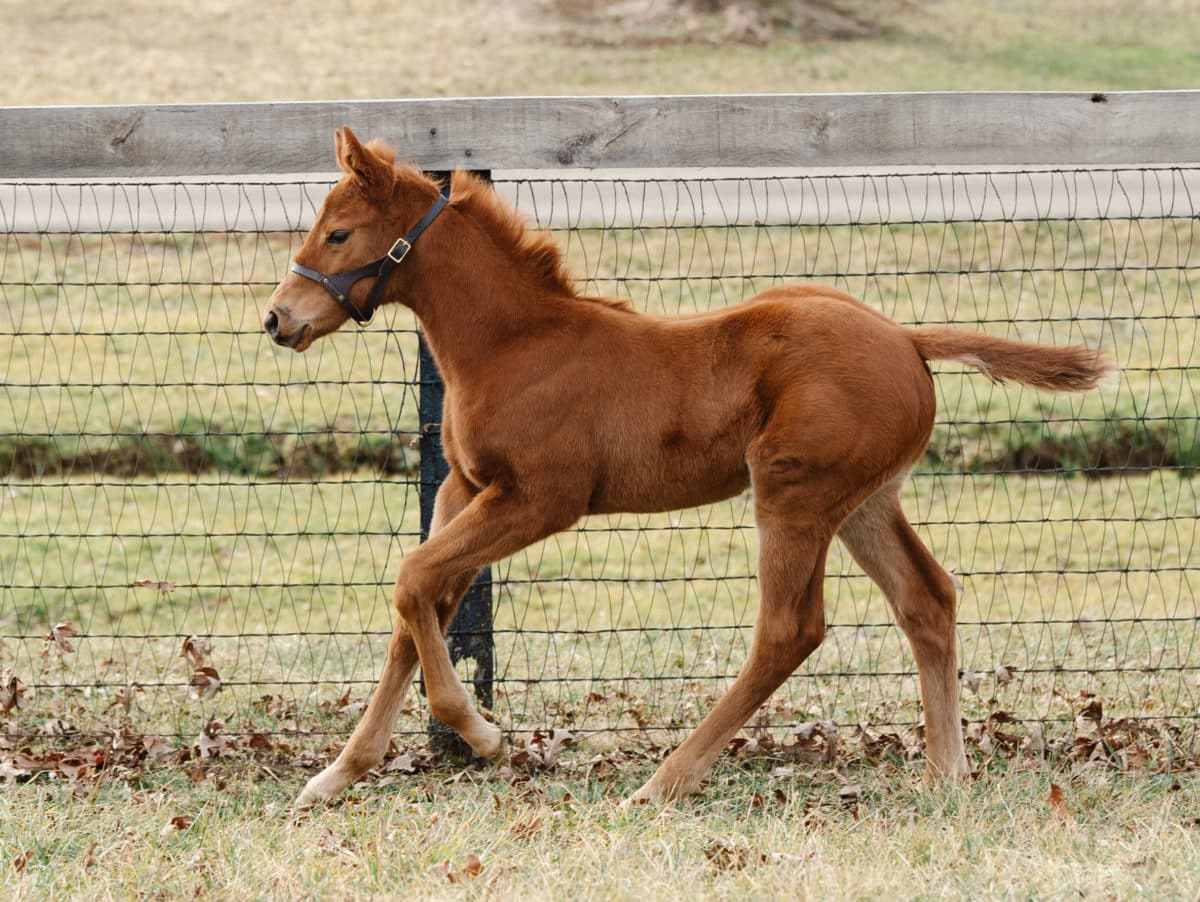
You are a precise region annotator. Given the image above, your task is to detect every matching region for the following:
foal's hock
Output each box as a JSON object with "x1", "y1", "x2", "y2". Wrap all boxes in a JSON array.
[{"x1": 265, "y1": 127, "x2": 1111, "y2": 806}]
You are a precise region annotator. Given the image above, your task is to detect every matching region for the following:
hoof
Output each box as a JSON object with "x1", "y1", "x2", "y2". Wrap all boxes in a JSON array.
[
  {"x1": 474, "y1": 722, "x2": 506, "y2": 763},
  {"x1": 620, "y1": 779, "x2": 662, "y2": 809},
  {"x1": 294, "y1": 784, "x2": 329, "y2": 809},
  {"x1": 294, "y1": 767, "x2": 350, "y2": 807},
  {"x1": 923, "y1": 759, "x2": 970, "y2": 787}
]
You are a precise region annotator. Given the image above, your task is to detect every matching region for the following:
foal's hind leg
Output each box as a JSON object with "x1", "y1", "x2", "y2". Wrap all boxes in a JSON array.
[
  {"x1": 296, "y1": 470, "x2": 480, "y2": 806},
  {"x1": 627, "y1": 483, "x2": 837, "y2": 803},
  {"x1": 837, "y1": 479, "x2": 969, "y2": 781}
]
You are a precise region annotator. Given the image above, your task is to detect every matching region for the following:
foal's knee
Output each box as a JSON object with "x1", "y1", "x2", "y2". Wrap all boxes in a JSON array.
[
  {"x1": 392, "y1": 559, "x2": 443, "y2": 621},
  {"x1": 394, "y1": 558, "x2": 474, "y2": 629}
]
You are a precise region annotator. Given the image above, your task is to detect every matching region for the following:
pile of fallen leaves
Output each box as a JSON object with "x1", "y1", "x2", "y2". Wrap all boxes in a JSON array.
[
  {"x1": 3, "y1": 691, "x2": 1194, "y2": 800},
  {"x1": 2, "y1": 618, "x2": 1196, "y2": 798}
]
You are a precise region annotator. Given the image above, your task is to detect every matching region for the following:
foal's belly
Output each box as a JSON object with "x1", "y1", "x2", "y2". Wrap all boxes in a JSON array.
[{"x1": 587, "y1": 453, "x2": 752, "y2": 515}]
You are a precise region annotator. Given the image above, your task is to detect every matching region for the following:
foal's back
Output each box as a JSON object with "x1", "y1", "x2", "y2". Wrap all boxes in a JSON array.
[{"x1": 559, "y1": 282, "x2": 937, "y2": 516}]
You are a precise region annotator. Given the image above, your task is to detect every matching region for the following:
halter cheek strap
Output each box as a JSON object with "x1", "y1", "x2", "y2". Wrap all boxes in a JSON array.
[{"x1": 288, "y1": 180, "x2": 451, "y2": 326}]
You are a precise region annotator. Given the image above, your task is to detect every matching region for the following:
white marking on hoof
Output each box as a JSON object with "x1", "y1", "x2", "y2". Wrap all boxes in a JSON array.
[
  {"x1": 473, "y1": 721, "x2": 505, "y2": 762},
  {"x1": 620, "y1": 780, "x2": 661, "y2": 809},
  {"x1": 294, "y1": 767, "x2": 350, "y2": 807}
]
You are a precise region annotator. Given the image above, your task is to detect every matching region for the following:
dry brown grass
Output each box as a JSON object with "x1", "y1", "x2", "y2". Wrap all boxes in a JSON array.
[
  {"x1": 2, "y1": 736, "x2": 1198, "y2": 899},
  {"x1": 3, "y1": 0, "x2": 1199, "y2": 107}
]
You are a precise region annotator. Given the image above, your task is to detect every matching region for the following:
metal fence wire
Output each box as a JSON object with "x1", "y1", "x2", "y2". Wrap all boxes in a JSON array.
[{"x1": 1, "y1": 168, "x2": 1197, "y2": 752}]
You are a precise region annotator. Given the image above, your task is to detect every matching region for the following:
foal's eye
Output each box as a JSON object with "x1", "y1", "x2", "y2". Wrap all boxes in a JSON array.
[{"x1": 327, "y1": 230, "x2": 351, "y2": 245}]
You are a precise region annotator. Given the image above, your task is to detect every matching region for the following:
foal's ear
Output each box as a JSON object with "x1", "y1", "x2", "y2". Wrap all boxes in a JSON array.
[{"x1": 335, "y1": 126, "x2": 394, "y2": 197}]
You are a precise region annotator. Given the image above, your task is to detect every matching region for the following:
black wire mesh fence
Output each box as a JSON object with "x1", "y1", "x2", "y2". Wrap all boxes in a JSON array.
[{"x1": 1, "y1": 168, "x2": 1197, "y2": 753}]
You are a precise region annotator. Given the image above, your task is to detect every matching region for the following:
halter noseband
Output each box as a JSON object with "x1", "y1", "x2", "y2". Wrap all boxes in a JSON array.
[{"x1": 288, "y1": 180, "x2": 451, "y2": 326}]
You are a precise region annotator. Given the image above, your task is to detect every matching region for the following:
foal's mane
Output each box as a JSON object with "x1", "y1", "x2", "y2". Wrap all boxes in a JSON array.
[{"x1": 396, "y1": 164, "x2": 631, "y2": 311}]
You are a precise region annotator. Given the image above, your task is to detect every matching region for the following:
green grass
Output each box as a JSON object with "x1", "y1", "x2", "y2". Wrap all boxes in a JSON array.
[{"x1": 2, "y1": 471, "x2": 1196, "y2": 746}]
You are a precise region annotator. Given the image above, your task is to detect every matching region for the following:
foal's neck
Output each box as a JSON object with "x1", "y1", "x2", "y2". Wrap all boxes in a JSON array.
[{"x1": 401, "y1": 208, "x2": 569, "y2": 387}]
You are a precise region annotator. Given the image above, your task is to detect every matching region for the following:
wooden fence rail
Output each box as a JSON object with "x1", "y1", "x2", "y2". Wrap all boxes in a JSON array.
[{"x1": 2, "y1": 92, "x2": 1200, "y2": 177}]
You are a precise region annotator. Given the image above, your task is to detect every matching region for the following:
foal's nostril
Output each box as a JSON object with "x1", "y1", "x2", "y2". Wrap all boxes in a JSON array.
[{"x1": 264, "y1": 310, "x2": 279, "y2": 337}]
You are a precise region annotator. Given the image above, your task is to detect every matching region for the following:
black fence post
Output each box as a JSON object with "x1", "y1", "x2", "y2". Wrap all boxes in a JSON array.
[{"x1": 418, "y1": 170, "x2": 494, "y2": 760}]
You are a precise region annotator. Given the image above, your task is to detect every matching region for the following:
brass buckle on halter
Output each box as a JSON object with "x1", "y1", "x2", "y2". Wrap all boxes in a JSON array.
[{"x1": 387, "y1": 237, "x2": 412, "y2": 264}]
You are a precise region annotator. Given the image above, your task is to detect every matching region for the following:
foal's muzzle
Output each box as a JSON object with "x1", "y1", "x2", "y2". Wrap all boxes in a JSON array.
[{"x1": 262, "y1": 308, "x2": 310, "y2": 349}]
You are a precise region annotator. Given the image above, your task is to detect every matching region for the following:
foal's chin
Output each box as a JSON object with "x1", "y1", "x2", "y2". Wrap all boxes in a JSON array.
[
  {"x1": 273, "y1": 323, "x2": 315, "y2": 352},
  {"x1": 273, "y1": 318, "x2": 340, "y2": 353}
]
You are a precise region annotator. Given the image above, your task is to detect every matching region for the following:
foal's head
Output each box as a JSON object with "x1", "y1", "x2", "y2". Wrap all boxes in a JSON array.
[{"x1": 263, "y1": 126, "x2": 442, "y2": 352}]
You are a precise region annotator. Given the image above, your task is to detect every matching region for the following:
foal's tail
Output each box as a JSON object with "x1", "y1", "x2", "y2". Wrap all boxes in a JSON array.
[{"x1": 909, "y1": 326, "x2": 1112, "y2": 392}]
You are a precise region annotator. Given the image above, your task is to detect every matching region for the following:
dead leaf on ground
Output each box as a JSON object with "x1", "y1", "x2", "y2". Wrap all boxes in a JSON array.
[
  {"x1": 790, "y1": 720, "x2": 839, "y2": 764},
  {"x1": 961, "y1": 668, "x2": 981, "y2": 695},
  {"x1": 0, "y1": 667, "x2": 28, "y2": 714},
  {"x1": 160, "y1": 814, "x2": 193, "y2": 836},
  {"x1": 180, "y1": 636, "x2": 211, "y2": 669},
  {"x1": 10, "y1": 850, "x2": 33, "y2": 873},
  {"x1": 510, "y1": 729, "x2": 577, "y2": 769},
  {"x1": 107, "y1": 683, "x2": 146, "y2": 715},
  {"x1": 427, "y1": 852, "x2": 484, "y2": 883},
  {"x1": 0, "y1": 755, "x2": 32, "y2": 781},
  {"x1": 44, "y1": 621, "x2": 77, "y2": 654},
  {"x1": 320, "y1": 829, "x2": 358, "y2": 860},
  {"x1": 59, "y1": 749, "x2": 104, "y2": 782},
  {"x1": 197, "y1": 721, "x2": 234, "y2": 758},
  {"x1": 508, "y1": 811, "x2": 544, "y2": 841},
  {"x1": 704, "y1": 840, "x2": 765, "y2": 872},
  {"x1": 382, "y1": 746, "x2": 433, "y2": 774},
  {"x1": 143, "y1": 735, "x2": 178, "y2": 762},
  {"x1": 856, "y1": 725, "x2": 909, "y2": 764},
  {"x1": 134, "y1": 578, "x2": 175, "y2": 592},
  {"x1": 1047, "y1": 782, "x2": 1070, "y2": 818},
  {"x1": 1077, "y1": 698, "x2": 1104, "y2": 727},
  {"x1": 337, "y1": 690, "x2": 368, "y2": 718},
  {"x1": 838, "y1": 784, "x2": 862, "y2": 807},
  {"x1": 189, "y1": 667, "x2": 222, "y2": 700}
]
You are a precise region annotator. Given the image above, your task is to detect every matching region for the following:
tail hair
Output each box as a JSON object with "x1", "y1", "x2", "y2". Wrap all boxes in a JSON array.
[{"x1": 909, "y1": 326, "x2": 1112, "y2": 392}]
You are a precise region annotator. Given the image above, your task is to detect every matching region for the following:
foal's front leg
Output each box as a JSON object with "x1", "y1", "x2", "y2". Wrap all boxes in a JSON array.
[
  {"x1": 295, "y1": 470, "x2": 479, "y2": 806},
  {"x1": 391, "y1": 483, "x2": 581, "y2": 761}
]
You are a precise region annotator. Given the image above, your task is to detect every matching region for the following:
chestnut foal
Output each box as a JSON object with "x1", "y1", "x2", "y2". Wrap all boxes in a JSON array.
[{"x1": 265, "y1": 128, "x2": 1109, "y2": 806}]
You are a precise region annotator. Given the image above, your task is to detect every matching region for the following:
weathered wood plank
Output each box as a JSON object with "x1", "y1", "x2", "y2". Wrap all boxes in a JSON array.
[{"x1": 2, "y1": 92, "x2": 1199, "y2": 177}]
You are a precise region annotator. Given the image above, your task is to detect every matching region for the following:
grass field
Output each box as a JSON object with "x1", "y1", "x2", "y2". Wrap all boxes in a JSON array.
[
  {"x1": 3, "y1": 0, "x2": 1200, "y2": 105},
  {"x1": 2, "y1": 752, "x2": 1199, "y2": 899},
  {"x1": 3, "y1": 1, "x2": 1200, "y2": 897}
]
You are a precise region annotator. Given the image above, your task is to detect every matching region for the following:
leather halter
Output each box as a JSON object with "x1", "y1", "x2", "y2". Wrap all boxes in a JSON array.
[{"x1": 288, "y1": 181, "x2": 451, "y2": 326}]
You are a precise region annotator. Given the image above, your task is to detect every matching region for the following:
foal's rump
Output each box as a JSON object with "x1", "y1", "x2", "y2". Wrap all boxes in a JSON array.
[{"x1": 746, "y1": 282, "x2": 1110, "y2": 395}]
